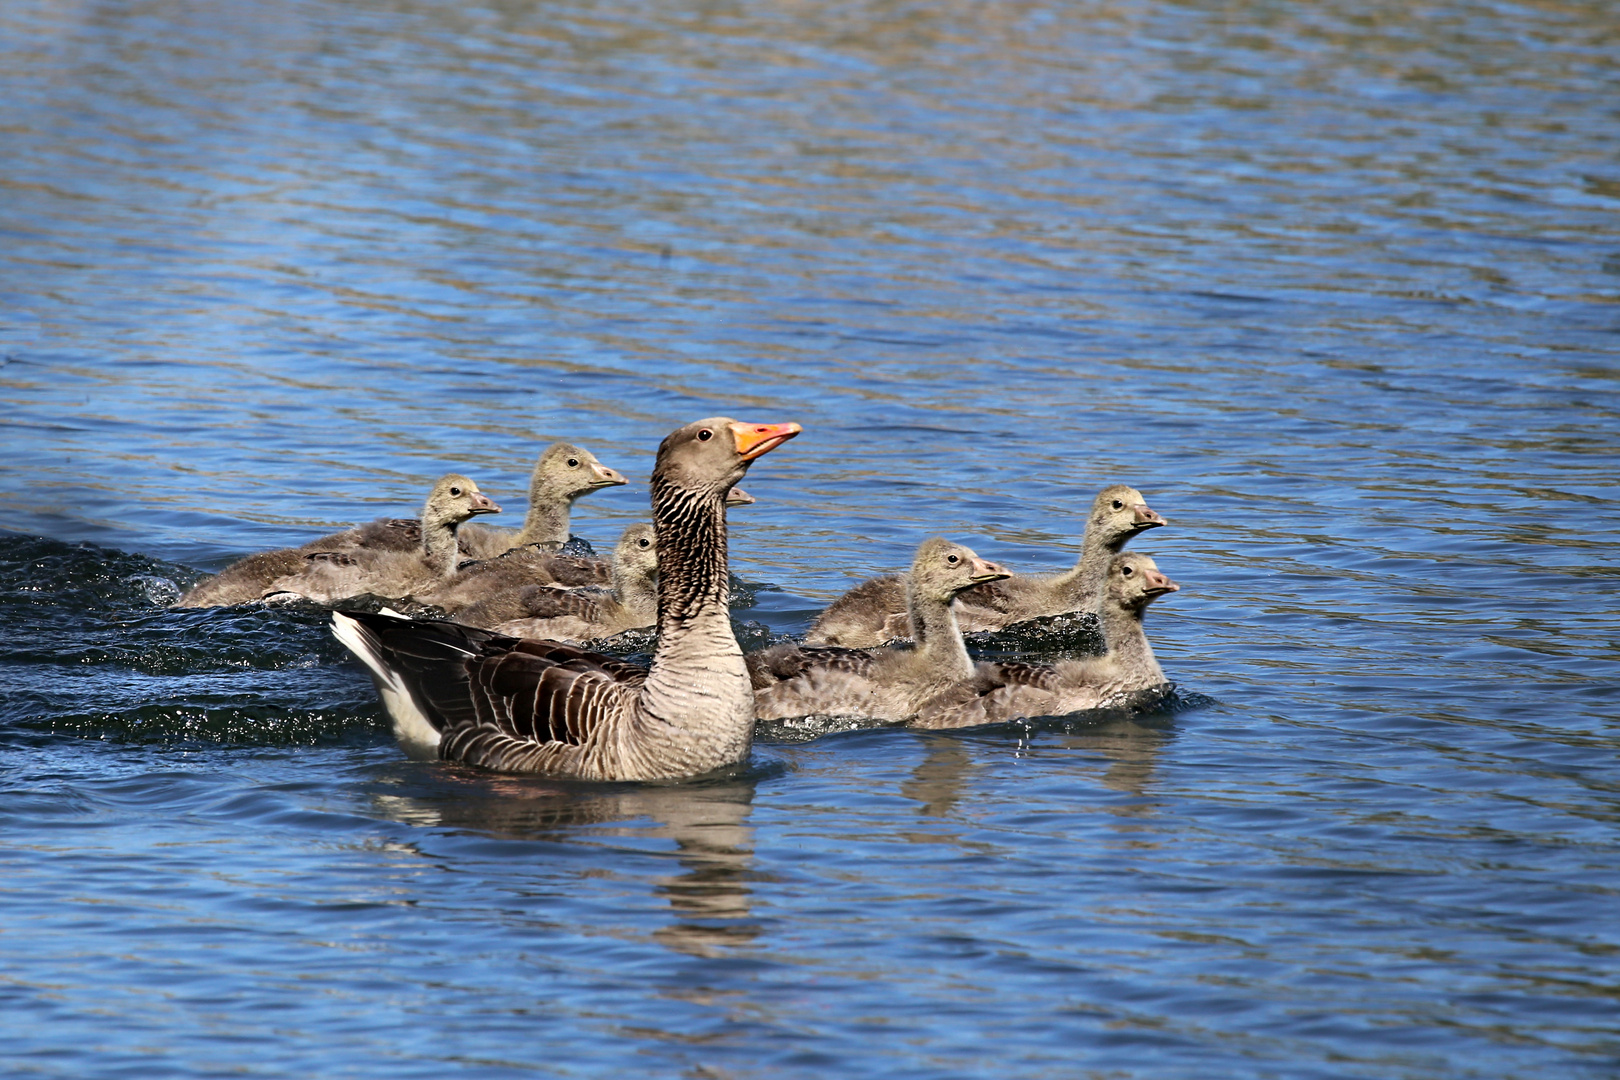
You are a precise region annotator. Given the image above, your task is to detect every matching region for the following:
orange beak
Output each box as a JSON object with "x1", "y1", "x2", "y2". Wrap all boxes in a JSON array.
[{"x1": 730, "y1": 421, "x2": 802, "y2": 462}]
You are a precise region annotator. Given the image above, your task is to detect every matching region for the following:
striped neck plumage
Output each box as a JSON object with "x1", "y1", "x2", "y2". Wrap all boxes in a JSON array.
[{"x1": 651, "y1": 476, "x2": 731, "y2": 636}]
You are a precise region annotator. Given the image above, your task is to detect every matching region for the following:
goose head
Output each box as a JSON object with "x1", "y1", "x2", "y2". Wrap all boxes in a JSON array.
[
  {"x1": 654, "y1": 417, "x2": 801, "y2": 497},
  {"x1": 1090, "y1": 484, "x2": 1167, "y2": 546},
  {"x1": 532, "y1": 442, "x2": 628, "y2": 503},
  {"x1": 910, "y1": 537, "x2": 1010, "y2": 604},
  {"x1": 1107, "y1": 552, "x2": 1180, "y2": 614},
  {"x1": 614, "y1": 522, "x2": 659, "y2": 580},
  {"x1": 421, "y1": 474, "x2": 501, "y2": 531}
]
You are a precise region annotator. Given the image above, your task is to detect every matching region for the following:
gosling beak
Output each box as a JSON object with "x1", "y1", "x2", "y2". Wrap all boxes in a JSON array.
[
  {"x1": 1142, "y1": 568, "x2": 1179, "y2": 596},
  {"x1": 1133, "y1": 503, "x2": 1167, "y2": 529},
  {"x1": 727, "y1": 486, "x2": 757, "y2": 507},
  {"x1": 589, "y1": 461, "x2": 628, "y2": 488},
  {"x1": 731, "y1": 421, "x2": 802, "y2": 462},
  {"x1": 468, "y1": 490, "x2": 501, "y2": 516},
  {"x1": 970, "y1": 556, "x2": 1011, "y2": 584}
]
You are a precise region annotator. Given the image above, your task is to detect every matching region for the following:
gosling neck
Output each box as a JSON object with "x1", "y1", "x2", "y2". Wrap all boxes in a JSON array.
[
  {"x1": 513, "y1": 483, "x2": 573, "y2": 547},
  {"x1": 419, "y1": 512, "x2": 466, "y2": 579},
  {"x1": 1099, "y1": 601, "x2": 1165, "y2": 687},
  {"x1": 1051, "y1": 522, "x2": 1131, "y2": 613},
  {"x1": 907, "y1": 582, "x2": 975, "y2": 682}
]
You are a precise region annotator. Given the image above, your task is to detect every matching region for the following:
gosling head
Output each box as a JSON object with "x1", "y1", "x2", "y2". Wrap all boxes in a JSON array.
[
  {"x1": 654, "y1": 417, "x2": 802, "y2": 498},
  {"x1": 421, "y1": 474, "x2": 501, "y2": 531},
  {"x1": 909, "y1": 537, "x2": 1010, "y2": 604},
  {"x1": 1107, "y1": 552, "x2": 1180, "y2": 615},
  {"x1": 613, "y1": 522, "x2": 659, "y2": 580},
  {"x1": 726, "y1": 487, "x2": 757, "y2": 508},
  {"x1": 531, "y1": 442, "x2": 628, "y2": 504},
  {"x1": 1090, "y1": 484, "x2": 1167, "y2": 549}
]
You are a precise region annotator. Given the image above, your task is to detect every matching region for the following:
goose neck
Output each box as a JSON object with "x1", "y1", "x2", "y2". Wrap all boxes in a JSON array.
[
  {"x1": 650, "y1": 479, "x2": 732, "y2": 635},
  {"x1": 420, "y1": 514, "x2": 463, "y2": 578},
  {"x1": 1099, "y1": 602, "x2": 1164, "y2": 686},
  {"x1": 1053, "y1": 525, "x2": 1117, "y2": 612},
  {"x1": 636, "y1": 477, "x2": 752, "y2": 761},
  {"x1": 907, "y1": 583, "x2": 975, "y2": 682},
  {"x1": 514, "y1": 489, "x2": 571, "y2": 547}
]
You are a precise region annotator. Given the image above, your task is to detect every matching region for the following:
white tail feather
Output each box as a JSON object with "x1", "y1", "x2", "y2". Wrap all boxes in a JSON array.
[{"x1": 330, "y1": 612, "x2": 442, "y2": 760}]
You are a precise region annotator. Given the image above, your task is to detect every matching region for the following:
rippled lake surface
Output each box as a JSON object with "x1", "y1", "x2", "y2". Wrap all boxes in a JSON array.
[{"x1": 4, "y1": 0, "x2": 1620, "y2": 1075}]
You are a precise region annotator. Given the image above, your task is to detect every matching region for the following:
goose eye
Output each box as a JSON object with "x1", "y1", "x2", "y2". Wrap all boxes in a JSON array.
[
  {"x1": 450, "y1": 486, "x2": 463, "y2": 497},
  {"x1": 567, "y1": 458, "x2": 580, "y2": 468},
  {"x1": 697, "y1": 429, "x2": 713, "y2": 441},
  {"x1": 1112, "y1": 500, "x2": 1124, "y2": 510}
]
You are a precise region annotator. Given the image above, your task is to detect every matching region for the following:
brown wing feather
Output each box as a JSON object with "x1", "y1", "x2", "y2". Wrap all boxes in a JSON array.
[{"x1": 336, "y1": 611, "x2": 643, "y2": 772}]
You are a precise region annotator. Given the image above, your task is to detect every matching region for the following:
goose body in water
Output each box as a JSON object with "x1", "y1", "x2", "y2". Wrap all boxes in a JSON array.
[
  {"x1": 451, "y1": 522, "x2": 660, "y2": 641},
  {"x1": 747, "y1": 539, "x2": 1009, "y2": 722},
  {"x1": 910, "y1": 552, "x2": 1179, "y2": 729},
  {"x1": 176, "y1": 475, "x2": 499, "y2": 607},
  {"x1": 262, "y1": 476, "x2": 500, "y2": 604},
  {"x1": 331, "y1": 417, "x2": 801, "y2": 780},
  {"x1": 304, "y1": 442, "x2": 626, "y2": 562},
  {"x1": 806, "y1": 485, "x2": 1166, "y2": 647}
]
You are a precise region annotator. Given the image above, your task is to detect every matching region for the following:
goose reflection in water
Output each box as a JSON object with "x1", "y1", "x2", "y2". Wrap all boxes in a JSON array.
[
  {"x1": 367, "y1": 772, "x2": 760, "y2": 958},
  {"x1": 901, "y1": 715, "x2": 1175, "y2": 829},
  {"x1": 1056, "y1": 716, "x2": 1176, "y2": 827}
]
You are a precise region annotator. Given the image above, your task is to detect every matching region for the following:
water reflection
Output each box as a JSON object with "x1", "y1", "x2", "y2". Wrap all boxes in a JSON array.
[
  {"x1": 900, "y1": 738, "x2": 976, "y2": 819},
  {"x1": 370, "y1": 769, "x2": 760, "y2": 957},
  {"x1": 1058, "y1": 718, "x2": 1172, "y2": 812},
  {"x1": 902, "y1": 715, "x2": 1172, "y2": 832}
]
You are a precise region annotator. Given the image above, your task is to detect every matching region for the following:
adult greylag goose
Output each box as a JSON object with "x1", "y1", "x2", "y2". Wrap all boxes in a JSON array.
[
  {"x1": 174, "y1": 475, "x2": 498, "y2": 608},
  {"x1": 909, "y1": 552, "x2": 1179, "y2": 730},
  {"x1": 330, "y1": 417, "x2": 801, "y2": 779},
  {"x1": 806, "y1": 484, "x2": 1166, "y2": 647},
  {"x1": 451, "y1": 522, "x2": 659, "y2": 640},
  {"x1": 262, "y1": 476, "x2": 500, "y2": 604},
  {"x1": 747, "y1": 539, "x2": 1009, "y2": 722},
  {"x1": 303, "y1": 442, "x2": 626, "y2": 560}
]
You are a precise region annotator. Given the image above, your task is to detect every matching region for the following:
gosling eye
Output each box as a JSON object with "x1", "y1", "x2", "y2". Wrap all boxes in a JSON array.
[
  {"x1": 1121, "y1": 564, "x2": 1134, "y2": 576},
  {"x1": 1112, "y1": 499, "x2": 1124, "y2": 510},
  {"x1": 638, "y1": 538, "x2": 651, "y2": 548},
  {"x1": 449, "y1": 486, "x2": 463, "y2": 497},
  {"x1": 947, "y1": 554, "x2": 960, "y2": 564},
  {"x1": 697, "y1": 429, "x2": 713, "y2": 442},
  {"x1": 567, "y1": 458, "x2": 580, "y2": 468}
]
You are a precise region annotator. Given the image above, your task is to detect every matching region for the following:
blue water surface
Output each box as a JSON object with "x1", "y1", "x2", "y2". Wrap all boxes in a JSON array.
[{"x1": 2, "y1": 0, "x2": 1619, "y2": 1076}]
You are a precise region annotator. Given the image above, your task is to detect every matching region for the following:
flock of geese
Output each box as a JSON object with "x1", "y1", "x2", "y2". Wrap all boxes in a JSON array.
[{"x1": 179, "y1": 418, "x2": 1181, "y2": 782}]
